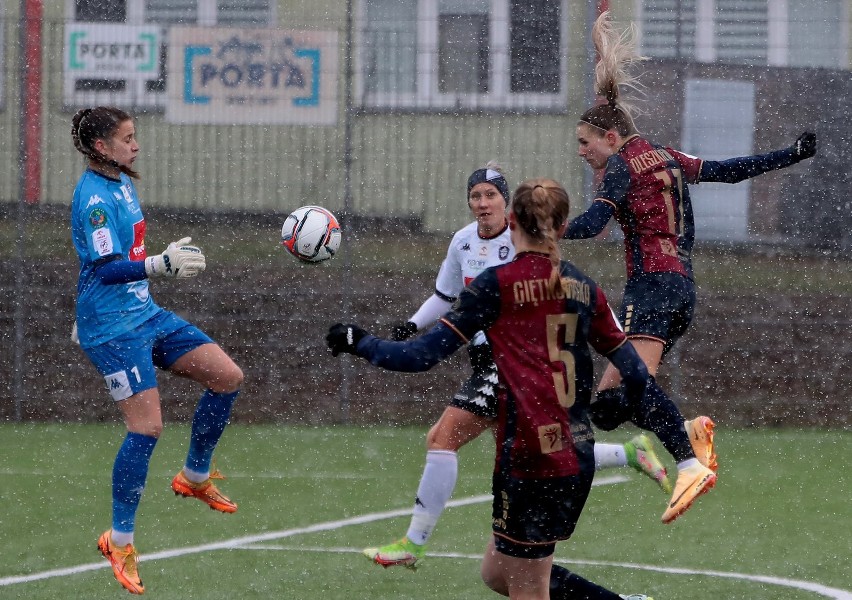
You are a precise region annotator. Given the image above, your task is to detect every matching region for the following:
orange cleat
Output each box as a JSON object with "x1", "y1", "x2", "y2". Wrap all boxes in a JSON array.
[
  {"x1": 661, "y1": 463, "x2": 717, "y2": 524},
  {"x1": 685, "y1": 416, "x2": 718, "y2": 472},
  {"x1": 171, "y1": 469, "x2": 237, "y2": 513},
  {"x1": 97, "y1": 529, "x2": 144, "y2": 595}
]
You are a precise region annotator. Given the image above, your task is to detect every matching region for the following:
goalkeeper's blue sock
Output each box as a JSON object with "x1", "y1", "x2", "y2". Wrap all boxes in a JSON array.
[
  {"x1": 112, "y1": 432, "x2": 158, "y2": 539},
  {"x1": 184, "y1": 389, "x2": 239, "y2": 478},
  {"x1": 550, "y1": 564, "x2": 621, "y2": 599}
]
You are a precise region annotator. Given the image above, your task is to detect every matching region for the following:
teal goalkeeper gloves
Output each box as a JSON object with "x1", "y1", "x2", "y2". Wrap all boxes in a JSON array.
[{"x1": 144, "y1": 237, "x2": 206, "y2": 278}]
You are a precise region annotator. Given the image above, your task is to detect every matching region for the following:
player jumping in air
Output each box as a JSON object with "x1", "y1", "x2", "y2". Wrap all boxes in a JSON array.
[
  {"x1": 568, "y1": 11, "x2": 817, "y2": 524},
  {"x1": 71, "y1": 106, "x2": 243, "y2": 594}
]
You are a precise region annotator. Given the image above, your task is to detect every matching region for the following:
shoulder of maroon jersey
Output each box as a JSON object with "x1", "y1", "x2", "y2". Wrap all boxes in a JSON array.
[
  {"x1": 559, "y1": 259, "x2": 598, "y2": 290},
  {"x1": 618, "y1": 135, "x2": 654, "y2": 157}
]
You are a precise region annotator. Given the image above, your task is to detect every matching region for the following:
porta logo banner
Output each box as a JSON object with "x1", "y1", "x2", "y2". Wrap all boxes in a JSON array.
[
  {"x1": 167, "y1": 27, "x2": 338, "y2": 125},
  {"x1": 64, "y1": 23, "x2": 161, "y2": 79}
]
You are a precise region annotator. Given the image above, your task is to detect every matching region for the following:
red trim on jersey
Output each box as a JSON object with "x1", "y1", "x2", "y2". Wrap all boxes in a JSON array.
[{"x1": 626, "y1": 333, "x2": 666, "y2": 345}]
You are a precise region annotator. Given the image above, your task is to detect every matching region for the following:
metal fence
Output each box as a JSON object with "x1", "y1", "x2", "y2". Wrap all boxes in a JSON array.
[{"x1": 1, "y1": 10, "x2": 851, "y2": 426}]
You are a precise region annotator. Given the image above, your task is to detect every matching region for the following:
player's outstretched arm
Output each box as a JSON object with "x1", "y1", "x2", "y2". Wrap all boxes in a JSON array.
[
  {"x1": 326, "y1": 321, "x2": 464, "y2": 372},
  {"x1": 145, "y1": 237, "x2": 206, "y2": 278},
  {"x1": 698, "y1": 131, "x2": 817, "y2": 184}
]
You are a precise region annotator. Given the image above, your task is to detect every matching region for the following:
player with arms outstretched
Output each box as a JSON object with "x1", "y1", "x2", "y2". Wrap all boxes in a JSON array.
[
  {"x1": 363, "y1": 164, "x2": 670, "y2": 570},
  {"x1": 568, "y1": 12, "x2": 817, "y2": 523},
  {"x1": 71, "y1": 106, "x2": 243, "y2": 594},
  {"x1": 329, "y1": 179, "x2": 658, "y2": 600}
]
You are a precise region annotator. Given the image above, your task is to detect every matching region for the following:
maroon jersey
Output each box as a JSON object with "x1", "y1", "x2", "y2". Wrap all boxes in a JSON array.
[
  {"x1": 441, "y1": 252, "x2": 627, "y2": 479},
  {"x1": 596, "y1": 135, "x2": 703, "y2": 279}
]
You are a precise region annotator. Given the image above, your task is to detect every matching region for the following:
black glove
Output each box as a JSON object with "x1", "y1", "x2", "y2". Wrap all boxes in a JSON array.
[
  {"x1": 326, "y1": 323, "x2": 368, "y2": 357},
  {"x1": 792, "y1": 131, "x2": 816, "y2": 161},
  {"x1": 391, "y1": 321, "x2": 418, "y2": 341}
]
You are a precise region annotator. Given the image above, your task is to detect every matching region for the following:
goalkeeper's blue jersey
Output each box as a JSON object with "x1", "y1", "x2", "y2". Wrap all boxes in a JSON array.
[{"x1": 71, "y1": 168, "x2": 161, "y2": 347}]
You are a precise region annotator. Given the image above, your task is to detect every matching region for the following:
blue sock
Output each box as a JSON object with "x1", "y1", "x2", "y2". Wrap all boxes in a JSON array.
[
  {"x1": 112, "y1": 432, "x2": 158, "y2": 534},
  {"x1": 185, "y1": 389, "x2": 239, "y2": 474}
]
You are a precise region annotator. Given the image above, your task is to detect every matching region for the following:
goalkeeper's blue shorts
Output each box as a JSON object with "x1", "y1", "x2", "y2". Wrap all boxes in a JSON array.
[{"x1": 83, "y1": 310, "x2": 214, "y2": 401}]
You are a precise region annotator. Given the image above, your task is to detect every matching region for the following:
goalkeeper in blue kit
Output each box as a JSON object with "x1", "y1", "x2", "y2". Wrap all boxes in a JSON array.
[{"x1": 71, "y1": 106, "x2": 243, "y2": 595}]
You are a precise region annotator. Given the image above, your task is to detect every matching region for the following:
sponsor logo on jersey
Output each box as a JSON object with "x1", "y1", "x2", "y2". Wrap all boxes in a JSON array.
[
  {"x1": 86, "y1": 194, "x2": 105, "y2": 208},
  {"x1": 538, "y1": 423, "x2": 563, "y2": 454},
  {"x1": 113, "y1": 192, "x2": 123, "y2": 200},
  {"x1": 479, "y1": 245, "x2": 488, "y2": 257},
  {"x1": 104, "y1": 370, "x2": 131, "y2": 401},
  {"x1": 88, "y1": 207, "x2": 107, "y2": 228},
  {"x1": 499, "y1": 245, "x2": 510, "y2": 260},
  {"x1": 92, "y1": 227, "x2": 114, "y2": 257},
  {"x1": 120, "y1": 184, "x2": 134, "y2": 204},
  {"x1": 461, "y1": 243, "x2": 470, "y2": 252},
  {"x1": 129, "y1": 219, "x2": 147, "y2": 261}
]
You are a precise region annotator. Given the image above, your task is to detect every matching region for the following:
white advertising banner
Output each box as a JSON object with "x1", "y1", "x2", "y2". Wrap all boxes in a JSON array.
[
  {"x1": 63, "y1": 23, "x2": 163, "y2": 108},
  {"x1": 64, "y1": 23, "x2": 161, "y2": 80},
  {"x1": 166, "y1": 27, "x2": 338, "y2": 125}
]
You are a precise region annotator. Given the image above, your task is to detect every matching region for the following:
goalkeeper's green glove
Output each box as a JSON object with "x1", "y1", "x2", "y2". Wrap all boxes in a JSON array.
[{"x1": 144, "y1": 237, "x2": 206, "y2": 278}]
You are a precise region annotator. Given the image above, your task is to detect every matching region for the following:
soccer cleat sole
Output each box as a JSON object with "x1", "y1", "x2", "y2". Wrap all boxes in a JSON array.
[
  {"x1": 661, "y1": 470, "x2": 717, "y2": 524},
  {"x1": 687, "y1": 416, "x2": 718, "y2": 472}
]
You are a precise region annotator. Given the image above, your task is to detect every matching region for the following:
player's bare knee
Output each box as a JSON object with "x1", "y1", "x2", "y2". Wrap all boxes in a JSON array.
[
  {"x1": 131, "y1": 422, "x2": 162, "y2": 439},
  {"x1": 210, "y1": 364, "x2": 243, "y2": 394},
  {"x1": 224, "y1": 364, "x2": 244, "y2": 392}
]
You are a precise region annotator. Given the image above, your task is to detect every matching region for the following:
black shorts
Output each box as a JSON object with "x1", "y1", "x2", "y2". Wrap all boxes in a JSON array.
[
  {"x1": 449, "y1": 343, "x2": 499, "y2": 419},
  {"x1": 491, "y1": 472, "x2": 593, "y2": 559},
  {"x1": 620, "y1": 272, "x2": 696, "y2": 355}
]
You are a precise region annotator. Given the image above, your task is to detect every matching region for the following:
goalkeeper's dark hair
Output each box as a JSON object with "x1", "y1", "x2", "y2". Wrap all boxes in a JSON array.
[
  {"x1": 511, "y1": 179, "x2": 571, "y2": 297},
  {"x1": 578, "y1": 11, "x2": 646, "y2": 138},
  {"x1": 72, "y1": 106, "x2": 139, "y2": 179}
]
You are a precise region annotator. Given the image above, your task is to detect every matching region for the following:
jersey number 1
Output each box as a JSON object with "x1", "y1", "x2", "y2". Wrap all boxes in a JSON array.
[{"x1": 546, "y1": 313, "x2": 577, "y2": 408}]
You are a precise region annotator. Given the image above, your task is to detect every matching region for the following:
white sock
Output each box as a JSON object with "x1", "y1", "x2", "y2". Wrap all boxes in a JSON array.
[
  {"x1": 182, "y1": 467, "x2": 209, "y2": 483},
  {"x1": 111, "y1": 530, "x2": 134, "y2": 547},
  {"x1": 594, "y1": 442, "x2": 628, "y2": 470},
  {"x1": 405, "y1": 450, "x2": 458, "y2": 546},
  {"x1": 677, "y1": 457, "x2": 700, "y2": 471}
]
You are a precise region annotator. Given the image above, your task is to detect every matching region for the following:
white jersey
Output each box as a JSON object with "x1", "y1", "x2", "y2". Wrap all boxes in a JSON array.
[{"x1": 434, "y1": 221, "x2": 514, "y2": 345}]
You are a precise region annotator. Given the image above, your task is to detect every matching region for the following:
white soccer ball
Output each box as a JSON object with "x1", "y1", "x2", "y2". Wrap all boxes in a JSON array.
[{"x1": 281, "y1": 205, "x2": 342, "y2": 263}]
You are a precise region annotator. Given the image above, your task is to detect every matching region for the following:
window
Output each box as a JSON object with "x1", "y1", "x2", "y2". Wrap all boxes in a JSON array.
[
  {"x1": 74, "y1": 0, "x2": 125, "y2": 22},
  {"x1": 69, "y1": 0, "x2": 275, "y2": 26},
  {"x1": 358, "y1": 0, "x2": 568, "y2": 111},
  {"x1": 638, "y1": 0, "x2": 847, "y2": 69},
  {"x1": 65, "y1": 0, "x2": 276, "y2": 109},
  {"x1": 637, "y1": 0, "x2": 697, "y2": 61}
]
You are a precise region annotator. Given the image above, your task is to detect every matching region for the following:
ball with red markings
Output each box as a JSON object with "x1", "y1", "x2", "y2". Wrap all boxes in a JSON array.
[{"x1": 281, "y1": 205, "x2": 341, "y2": 263}]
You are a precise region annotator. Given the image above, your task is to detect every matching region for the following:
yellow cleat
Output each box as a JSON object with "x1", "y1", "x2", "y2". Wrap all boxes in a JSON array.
[
  {"x1": 362, "y1": 537, "x2": 425, "y2": 569},
  {"x1": 625, "y1": 434, "x2": 672, "y2": 494}
]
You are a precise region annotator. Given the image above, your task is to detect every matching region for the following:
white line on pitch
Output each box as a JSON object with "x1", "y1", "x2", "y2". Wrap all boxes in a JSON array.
[
  {"x1": 0, "y1": 475, "x2": 621, "y2": 588},
  {"x1": 4, "y1": 472, "x2": 850, "y2": 599},
  {"x1": 233, "y1": 545, "x2": 852, "y2": 600}
]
